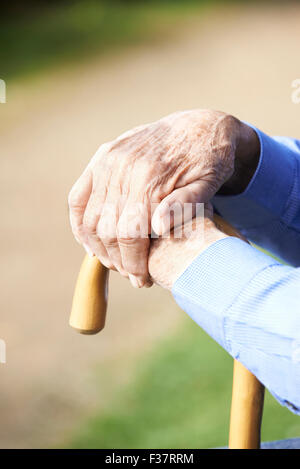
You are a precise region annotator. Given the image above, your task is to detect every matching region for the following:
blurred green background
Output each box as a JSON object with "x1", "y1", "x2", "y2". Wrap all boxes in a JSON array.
[
  {"x1": 1, "y1": 0, "x2": 300, "y2": 449},
  {"x1": 67, "y1": 321, "x2": 300, "y2": 449},
  {"x1": 1, "y1": 0, "x2": 211, "y2": 82}
]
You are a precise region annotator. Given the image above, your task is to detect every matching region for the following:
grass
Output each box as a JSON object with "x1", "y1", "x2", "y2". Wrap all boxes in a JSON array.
[
  {"x1": 66, "y1": 319, "x2": 300, "y2": 449},
  {"x1": 1, "y1": 0, "x2": 212, "y2": 82}
]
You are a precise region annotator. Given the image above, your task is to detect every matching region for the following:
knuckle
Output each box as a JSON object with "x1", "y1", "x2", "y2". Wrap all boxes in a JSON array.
[
  {"x1": 83, "y1": 215, "x2": 98, "y2": 235},
  {"x1": 117, "y1": 233, "x2": 137, "y2": 246},
  {"x1": 92, "y1": 143, "x2": 110, "y2": 163},
  {"x1": 68, "y1": 189, "x2": 81, "y2": 209},
  {"x1": 84, "y1": 223, "x2": 97, "y2": 236},
  {"x1": 97, "y1": 219, "x2": 116, "y2": 244},
  {"x1": 103, "y1": 238, "x2": 118, "y2": 248},
  {"x1": 117, "y1": 211, "x2": 149, "y2": 240},
  {"x1": 99, "y1": 229, "x2": 118, "y2": 247}
]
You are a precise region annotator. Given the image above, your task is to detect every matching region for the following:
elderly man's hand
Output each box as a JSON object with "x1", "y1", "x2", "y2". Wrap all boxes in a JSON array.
[
  {"x1": 148, "y1": 207, "x2": 227, "y2": 290},
  {"x1": 68, "y1": 109, "x2": 259, "y2": 288}
]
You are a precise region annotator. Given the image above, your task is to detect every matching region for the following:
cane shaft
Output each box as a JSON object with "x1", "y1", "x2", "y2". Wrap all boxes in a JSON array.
[
  {"x1": 214, "y1": 215, "x2": 265, "y2": 449},
  {"x1": 229, "y1": 360, "x2": 265, "y2": 449}
]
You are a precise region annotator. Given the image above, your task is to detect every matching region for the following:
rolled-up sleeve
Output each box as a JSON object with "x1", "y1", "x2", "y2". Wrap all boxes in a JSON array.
[{"x1": 172, "y1": 237, "x2": 300, "y2": 414}]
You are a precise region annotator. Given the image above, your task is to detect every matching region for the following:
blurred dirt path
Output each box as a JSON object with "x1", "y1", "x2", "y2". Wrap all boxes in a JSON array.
[{"x1": 1, "y1": 3, "x2": 300, "y2": 448}]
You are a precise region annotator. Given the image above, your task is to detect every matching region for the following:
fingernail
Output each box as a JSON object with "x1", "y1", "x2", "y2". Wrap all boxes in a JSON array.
[
  {"x1": 83, "y1": 243, "x2": 94, "y2": 258},
  {"x1": 129, "y1": 274, "x2": 140, "y2": 288}
]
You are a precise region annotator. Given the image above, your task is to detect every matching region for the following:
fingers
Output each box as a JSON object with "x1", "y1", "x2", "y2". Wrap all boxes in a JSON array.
[
  {"x1": 68, "y1": 169, "x2": 93, "y2": 246},
  {"x1": 117, "y1": 202, "x2": 152, "y2": 287},
  {"x1": 97, "y1": 198, "x2": 127, "y2": 275},
  {"x1": 73, "y1": 162, "x2": 152, "y2": 286},
  {"x1": 69, "y1": 167, "x2": 210, "y2": 289},
  {"x1": 118, "y1": 236, "x2": 151, "y2": 287},
  {"x1": 151, "y1": 180, "x2": 211, "y2": 236},
  {"x1": 82, "y1": 191, "x2": 114, "y2": 269},
  {"x1": 95, "y1": 200, "x2": 151, "y2": 286}
]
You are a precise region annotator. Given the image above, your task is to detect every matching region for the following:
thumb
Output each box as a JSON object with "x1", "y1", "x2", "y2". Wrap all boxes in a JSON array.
[{"x1": 152, "y1": 180, "x2": 213, "y2": 236}]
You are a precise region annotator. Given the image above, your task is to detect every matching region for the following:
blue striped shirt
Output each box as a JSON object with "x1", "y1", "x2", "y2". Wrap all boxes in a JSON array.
[{"x1": 172, "y1": 126, "x2": 300, "y2": 414}]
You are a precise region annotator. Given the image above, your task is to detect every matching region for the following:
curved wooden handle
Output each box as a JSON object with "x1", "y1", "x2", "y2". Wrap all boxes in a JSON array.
[
  {"x1": 69, "y1": 215, "x2": 239, "y2": 336},
  {"x1": 69, "y1": 215, "x2": 265, "y2": 448},
  {"x1": 69, "y1": 255, "x2": 109, "y2": 334}
]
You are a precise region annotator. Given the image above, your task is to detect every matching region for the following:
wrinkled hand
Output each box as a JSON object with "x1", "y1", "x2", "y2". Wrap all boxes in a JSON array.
[
  {"x1": 148, "y1": 206, "x2": 228, "y2": 290},
  {"x1": 68, "y1": 109, "x2": 257, "y2": 288}
]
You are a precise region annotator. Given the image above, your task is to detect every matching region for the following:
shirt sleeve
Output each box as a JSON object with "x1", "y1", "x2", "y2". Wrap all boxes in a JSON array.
[
  {"x1": 213, "y1": 127, "x2": 300, "y2": 266},
  {"x1": 172, "y1": 237, "x2": 300, "y2": 414}
]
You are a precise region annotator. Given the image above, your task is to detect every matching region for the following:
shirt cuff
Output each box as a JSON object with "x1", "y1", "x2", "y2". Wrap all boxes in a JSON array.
[
  {"x1": 213, "y1": 125, "x2": 295, "y2": 230},
  {"x1": 172, "y1": 237, "x2": 279, "y2": 350}
]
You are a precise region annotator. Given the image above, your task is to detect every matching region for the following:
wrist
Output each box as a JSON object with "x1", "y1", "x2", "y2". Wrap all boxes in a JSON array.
[
  {"x1": 149, "y1": 228, "x2": 228, "y2": 291},
  {"x1": 218, "y1": 122, "x2": 260, "y2": 195}
]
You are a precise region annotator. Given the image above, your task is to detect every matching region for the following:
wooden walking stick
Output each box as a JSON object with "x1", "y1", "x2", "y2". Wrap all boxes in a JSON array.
[
  {"x1": 214, "y1": 215, "x2": 265, "y2": 449},
  {"x1": 69, "y1": 215, "x2": 265, "y2": 449},
  {"x1": 229, "y1": 360, "x2": 265, "y2": 449}
]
